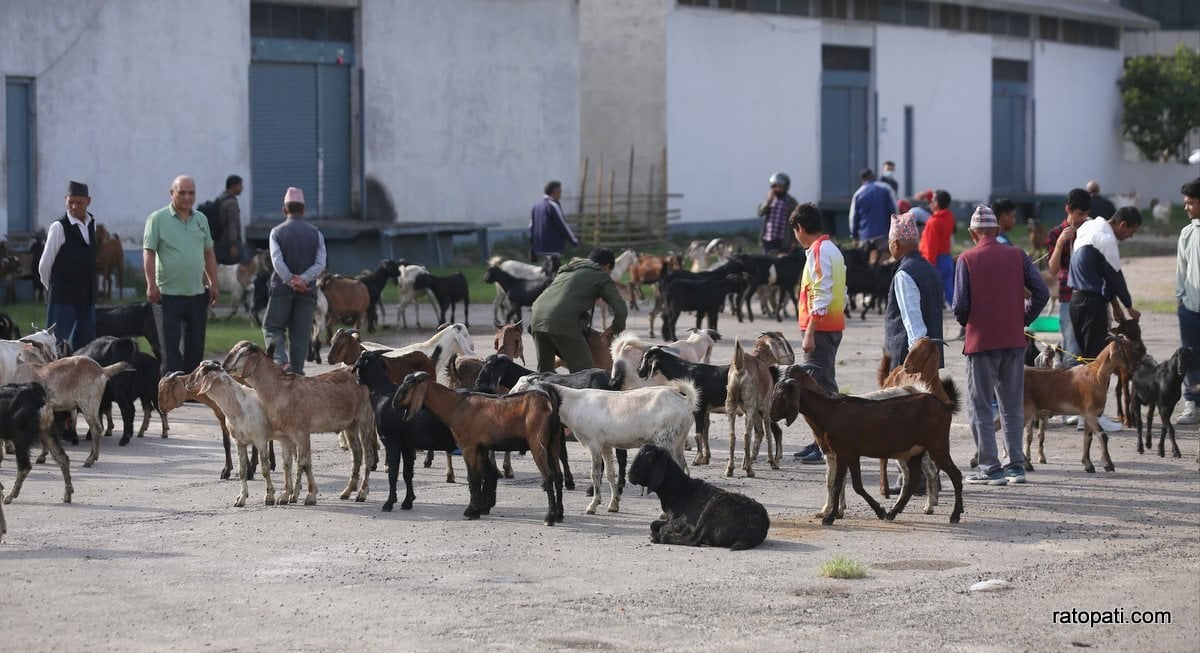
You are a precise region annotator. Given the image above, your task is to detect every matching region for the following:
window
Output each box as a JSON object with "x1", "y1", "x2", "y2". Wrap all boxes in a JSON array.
[
  {"x1": 993, "y1": 59, "x2": 1028, "y2": 82},
  {"x1": 820, "y1": 0, "x2": 848, "y2": 19},
  {"x1": 854, "y1": 0, "x2": 879, "y2": 21},
  {"x1": 250, "y1": 3, "x2": 355, "y2": 42},
  {"x1": 937, "y1": 3, "x2": 961, "y2": 29},
  {"x1": 967, "y1": 7, "x2": 988, "y2": 33},
  {"x1": 779, "y1": 0, "x2": 811, "y2": 15},
  {"x1": 903, "y1": 0, "x2": 928, "y2": 26},
  {"x1": 1061, "y1": 19, "x2": 1080, "y2": 43},
  {"x1": 823, "y1": 45, "x2": 870, "y2": 70},
  {"x1": 1038, "y1": 15, "x2": 1058, "y2": 40},
  {"x1": 1009, "y1": 13, "x2": 1030, "y2": 37},
  {"x1": 1096, "y1": 24, "x2": 1118, "y2": 48},
  {"x1": 880, "y1": 0, "x2": 902, "y2": 23},
  {"x1": 749, "y1": 0, "x2": 779, "y2": 11}
]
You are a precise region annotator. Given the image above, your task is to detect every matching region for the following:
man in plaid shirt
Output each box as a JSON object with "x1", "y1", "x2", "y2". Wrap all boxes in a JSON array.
[
  {"x1": 1045, "y1": 188, "x2": 1092, "y2": 367},
  {"x1": 758, "y1": 172, "x2": 798, "y2": 254}
]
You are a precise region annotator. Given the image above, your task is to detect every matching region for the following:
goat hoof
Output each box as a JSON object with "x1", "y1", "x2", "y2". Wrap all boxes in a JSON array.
[
  {"x1": 381, "y1": 502, "x2": 394, "y2": 512},
  {"x1": 338, "y1": 489, "x2": 352, "y2": 500},
  {"x1": 923, "y1": 506, "x2": 934, "y2": 515},
  {"x1": 585, "y1": 486, "x2": 595, "y2": 497},
  {"x1": 820, "y1": 516, "x2": 835, "y2": 526},
  {"x1": 445, "y1": 476, "x2": 455, "y2": 484},
  {"x1": 949, "y1": 513, "x2": 961, "y2": 524},
  {"x1": 219, "y1": 468, "x2": 232, "y2": 480},
  {"x1": 1104, "y1": 464, "x2": 1115, "y2": 472},
  {"x1": 503, "y1": 471, "x2": 514, "y2": 479},
  {"x1": 83, "y1": 460, "x2": 94, "y2": 468},
  {"x1": 745, "y1": 468, "x2": 755, "y2": 478},
  {"x1": 118, "y1": 437, "x2": 130, "y2": 447},
  {"x1": 586, "y1": 505, "x2": 597, "y2": 515},
  {"x1": 1173, "y1": 451, "x2": 1182, "y2": 459},
  {"x1": 884, "y1": 511, "x2": 896, "y2": 521},
  {"x1": 463, "y1": 510, "x2": 481, "y2": 520},
  {"x1": 2, "y1": 495, "x2": 11, "y2": 505},
  {"x1": 724, "y1": 467, "x2": 734, "y2": 477},
  {"x1": 1084, "y1": 466, "x2": 1096, "y2": 473},
  {"x1": 1024, "y1": 462, "x2": 1035, "y2": 472},
  {"x1": 234, "y1": 498, "x2": 246, "y2": 508},
  {"x1": 607, "y1": 504, "x2": 619, "y2": 513},
  {"x1": 355, "y1": 493, "x2": 367, "y2": 502},
  {"x1": 303, "y1": 495, "x2": 317, "y2": 506},
  {"x1": 265, "y1": 496, "x2": 276, "y2": 506},
  {"x1": 564, "y1": 480, "x2": 575, "y2": 491},
  {"x1": 401, "y1": 501, "x2": 413, "y2": 510}
]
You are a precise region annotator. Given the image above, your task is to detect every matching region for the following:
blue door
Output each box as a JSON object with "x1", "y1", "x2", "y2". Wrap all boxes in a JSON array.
[
  {"x1": 6, "y1": 79, "x2": 35, "y2": 233},
  {"x1": 821, "y1": 70, "x2": 870, "y2": 201},
  {"x1": 992, "y1": 61, "x2": 1028, "y2": 195}
]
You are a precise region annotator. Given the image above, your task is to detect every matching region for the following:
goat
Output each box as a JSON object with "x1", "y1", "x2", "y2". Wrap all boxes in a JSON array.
[
  {"x1": 0, "y1": 327, "x2": 62, "y2": 386},
  {"x1": 659, "y1": 274, "x2": 743, "y2": 343},
  {"x1": 671, "y1": 329, "x2": 721, "y2": 364},
  {"x1": 394, "y1": 262, "x2": 437, "y2": 329},
  {"x1": 1027, "y1": 218, "x2": 1047, "y2": 260},
  {"x1": 555, "y1": 329, "x2": 615, "y2": 376},
  {"x1": 0, "y1": 383, "x2": 72, "y2": 513},
  {"x1": 96, "y1": 302, "x2": 161, "y2": 361},
  {"x1": 630, "y1": 253, "x2": 682, "y2": 327},
  {"x1": 73, "y1": 336, "x2": 139, "y2": 446},
  {"x1": 215, "y1": 250, "x2": 267, "y2": 319},
  {"x1": 158, "y1": 370, "x2": 269, "y2": 480},
  {"x1": 306, "y1": 288, "x2": 329, "y2": 363},
  {"x1": 0, "y1": 313, "x2": 19, "y2": 340},
  {"x1": 772, "y1": 367, "x2": 964, "y2": 525},
  {"x1": 356, "y1": 261, "x2": 400, "y2": 332},
  {"x1": 1111, "y1": 318, "x2": 1146, "y2": 427},
  {"x1": 725, "y1": 340, "x2": 775, "y2": 477},
  {"x1": 597, "y1": 249, "x2": 640, "y2": 326},
  {"x1": 317, "y1": 274, "x2": 370, "y2": 344},
  {"x1": 94, "y1": 224, "x2": 124, "y2": 299},
  {"x1": 222, "y1": 340, "x2": 376, "y2": 503},
  {"x1": 325, "y1": 328, "x2": 393, "y2": 365},
  {"x1": 608, "y1": 333, "x2": 684, "y2": 391},
  {"x1": 184, "y1": 362, "x2": 293, "y2": 506},
  {"x1": 391, "y1": 371, "x2": 565, "y2": 525},
  {"x1": 1131, "y1": 347, "x2": 1193, "y2": 458},
  {"x1": 353, "y1": 351, "x2": 461, "y2": 511},
  {"x1": 1015, "y1": 335, "x2": 1141, "y2": 473},
  {"x1": 487, "y1": 257, "x2": 547, "y2": 325},
  {"x1": 482, "y1": 266, "x2": 546, "y2": 326},
  {"x1": 637, "y1": 346, "x2": 730, "y2": 466},
  {"x1": 249, "y1": 268, "x2": 270, "y2": 327},
  {"x1": 873, "y1": 337, "x2": 947, "y2": 500},
  {"x1": 413, "y1": 271, "x2": 470, "y2": 327},
  {"x1": 493, "y1": 321, "x2": 525, "y2": 363},
  {"x1": 628, "y1": 444, "x2": 769, "y2": 550},
  {"x1": 12, "y1": 348, "x2": 131, "y2": 468}
]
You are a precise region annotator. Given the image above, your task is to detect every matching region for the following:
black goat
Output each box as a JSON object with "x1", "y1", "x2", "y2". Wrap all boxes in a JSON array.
[
  {"x1": 628, "y1": 444, "x2": 769, "y2": 550},
  {"x1": 766, "y1": 249, "x2": 805, "y2": 321},
  {"x1": 352, "y1": 350, "x2": 458, "y2": 511},
  {"x1": 96, "y1": 302, "x2": 161, "y2": 361},
  {"x1": 0, "y1": 382, "x2": 73, "y2": 527},
  {"x1": 659, "y1": 274, "x2": 744, "y2": 343},
  {"x1": 414, "y1": 271, "x2": 469, "y2": 327},
  {"x1": 729, "y1": 253, "x2": 774, "y2": 322},
  {"x1": 482, "y1": 266, "x2": 550, "y2": 325},
  {"x1": 356, "y1": 261, "x2": 400, "y2": 332},
  {"x1": 250, "y1": 269, "x2": 270, "y2": 327},
  {"x1": 72, "y1": 336, "x2": 139, "y2": 446},
  {"x1": 0, "y1": 312, "x2": 20, "y2": 340},
  {"x1": 1131, "y1": 347, "x2": 1193, "y2": 458},
  {"x1": 116, "y1": 351, "x2": 166, "y2": 439},
  {"x1": 636, "y1": 346, "x2": 730, "y2": 466}
]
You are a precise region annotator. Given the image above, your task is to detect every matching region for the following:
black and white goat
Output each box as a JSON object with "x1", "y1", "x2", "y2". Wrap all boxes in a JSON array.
[
  {"x1": 0, "y1": 382, "x2": 71, "y2": 512},
  {"x1": 636, "y1": 346, "x2": 730, "y2": 466},
  {"x1": 482, "y1": 266, "x2": 551, "y2": 326},
  {"x1": 627, "y1": 444, "x2": 769, "y2": 550}
]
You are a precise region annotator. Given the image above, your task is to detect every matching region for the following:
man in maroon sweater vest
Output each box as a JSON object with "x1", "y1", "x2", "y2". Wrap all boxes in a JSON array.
[{"x1": 952, "y1": 206, "x2": 1049, "y2": 485}]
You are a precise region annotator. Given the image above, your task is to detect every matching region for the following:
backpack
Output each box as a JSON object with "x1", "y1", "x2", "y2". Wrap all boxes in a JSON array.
[{"x1": 196, "y1": 196, "x2": 225, "y2": 242}]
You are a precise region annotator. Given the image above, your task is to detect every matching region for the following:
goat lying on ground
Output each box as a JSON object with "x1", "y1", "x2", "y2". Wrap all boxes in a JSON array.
[
  {"x1": 627, "y1": 444, "x2": 769, "y2": 550},
  {"x1": 354, "y1": 351, "x2": 461, "y2": 511},
  {"x1": 511, "y1": 375, "x2": 697, "y2": 514},
  {"x1": 772, "y1": 366, "x2": 964, "y2": 525},
  {"x1": 184, "y1": 362, "x2": 292, "y2": 506},
  {"x1": 1131, "y1": 346, "x2": 1193, "y2": 458},
  {"x1": 415, "y1": 271, "x2": 470, "y2": 327},
  {"x1": 391, "y1": 371, "x2": 564, "y2": 525},
  {"x1": 1017, "y1": 335, "x2": 1141, "y2": 473},
  {"x1": 0, "y1": 383, "x2": 70, "y2": 515},
  {"x1": 637, "y1": 346, "x2": 730, "y2": 466}
]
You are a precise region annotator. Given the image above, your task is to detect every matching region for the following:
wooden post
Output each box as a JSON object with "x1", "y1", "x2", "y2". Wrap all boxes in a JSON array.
[
  {"x1": 578, "y1": 157, "x2": 589, "y2": 216},
  {"x1": 594, "y1": 153, "x2": 603, "y2": 246},
  {"x1": 626, "y1": 146, "x2": 635, "y2": 230}
]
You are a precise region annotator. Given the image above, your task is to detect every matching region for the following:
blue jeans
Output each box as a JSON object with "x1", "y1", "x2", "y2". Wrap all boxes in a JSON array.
[
  {"x1": 1059, "y1": 301, "x2": 1081, "y2": 368},
  {"x1": 967, "y1": 348, "x2": 1026, "y2": 474},
  {"x1": 47, "y1": 302, "x2": 96, "y2": 353},
  {"x1": 936, "y1": 254, "x2": 955, "y2": 306},
  {"x1": 1181, "y1": 306, "x2": 1200, "y2": 403}
]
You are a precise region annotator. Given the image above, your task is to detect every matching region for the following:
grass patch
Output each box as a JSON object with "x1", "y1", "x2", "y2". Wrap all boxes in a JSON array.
[{"x1": 819, "y1": 555, "x2": 868, "y2": 579}]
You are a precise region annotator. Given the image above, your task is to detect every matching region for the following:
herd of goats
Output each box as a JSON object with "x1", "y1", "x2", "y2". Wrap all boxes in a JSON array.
[{"x1": 0, "y1": 237, "x2": 1193, "y2": 550}]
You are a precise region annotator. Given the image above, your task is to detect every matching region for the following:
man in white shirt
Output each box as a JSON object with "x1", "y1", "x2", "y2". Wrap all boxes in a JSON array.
[
  {"x1": 37, "y1": 180, "x2": 98, "y2": 351},
  {"x1": 1176, "y1": 177, "x2": 1200, "y2": 424}
]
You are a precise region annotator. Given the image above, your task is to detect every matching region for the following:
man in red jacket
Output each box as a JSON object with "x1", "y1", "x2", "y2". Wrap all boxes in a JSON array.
[{"x1": 919, "y1": 189, "x2": 955, "y2": 306}]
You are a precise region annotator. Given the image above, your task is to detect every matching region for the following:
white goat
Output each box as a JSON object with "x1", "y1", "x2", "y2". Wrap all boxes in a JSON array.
[
  {"x1": 395, "y1": 263, "x2": 438, "y2": 329},
  {"x1": 511, "y1": 375, "x2": 699, "y2": 514},
  {"x1": 391, "y1": 323, "x2": 477, "y2": 374},
  {"x1": 0, "y1": 327, "x2": 61, "y2": 385},
  {"x1": 669, "y1": 329, "x2": 720, "y2": 364},
  {"x1": 610, "y1": 332, "x2": 714, "y2": 389}
]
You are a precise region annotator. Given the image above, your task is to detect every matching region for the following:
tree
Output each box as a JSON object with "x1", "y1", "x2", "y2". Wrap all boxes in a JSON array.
[{"x1": 1119, "y1": 43, "x2": 1200, "y2": 163}]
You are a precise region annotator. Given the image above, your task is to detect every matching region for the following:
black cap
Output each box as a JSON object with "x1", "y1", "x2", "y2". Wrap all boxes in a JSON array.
[{"x1": 67, "y1": 181, "x2": 89, "y2": 197}]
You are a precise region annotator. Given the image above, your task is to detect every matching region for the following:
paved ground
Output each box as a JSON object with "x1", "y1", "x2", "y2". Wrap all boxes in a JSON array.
[{"x1": 1, "y1": 256, "x2": 1197, "y2": 652}]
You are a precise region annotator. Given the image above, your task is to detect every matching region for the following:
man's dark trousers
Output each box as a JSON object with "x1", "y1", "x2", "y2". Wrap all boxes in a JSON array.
[{"x1": 154, "y1": 293, "x2": 209, "y2": 374}]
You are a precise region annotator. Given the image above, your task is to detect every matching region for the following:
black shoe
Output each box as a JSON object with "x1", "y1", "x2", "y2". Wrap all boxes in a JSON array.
[{"x1": 794, "y1": 442, "x2": 818, "y2": 458}]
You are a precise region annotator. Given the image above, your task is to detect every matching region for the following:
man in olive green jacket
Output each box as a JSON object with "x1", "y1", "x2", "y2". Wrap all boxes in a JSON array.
[{"x1": 530, "y1": 248, "x2": 627, "y2": 372}]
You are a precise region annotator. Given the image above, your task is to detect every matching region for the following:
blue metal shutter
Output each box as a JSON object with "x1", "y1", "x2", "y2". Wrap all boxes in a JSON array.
[
  {"x1": 6, "y1": 80, "x2": 35, "y2": 232},
  {"x1": 316, "y1": 65, "x2": 350, "y2": 216},
  {"x1": 820, "y1": 71, "x2": 870, "y2": 200},
  {"x1": 991, "y1": 80, "x2": 1028, "y2": 195},
  {"x1": 251, "y1": 62, "x2": 318, "y2": 219}
]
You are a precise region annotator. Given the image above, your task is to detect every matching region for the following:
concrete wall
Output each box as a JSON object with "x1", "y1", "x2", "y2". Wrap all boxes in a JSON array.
[
  {"x1": 579, "y1": 0, "x2": 668, "y2": 200},
  {"x1": 1117, "y1": 159, "x2": 1200, "y2": 205},
  {"x1": 361, "y1": 0, "x2": 580, "y2": 229},
  {"x1": 875, "y1": 25, "x2": 994, "y2": 203},
  {"x1": 1032, "y1": 41, "x2": 1125, "y2": 195},
  {"x1": 666, "y1": 7, "x2": 822, "y2": 223},
  {"x1": 0, "y1": 0, "x2": 250, "y2": 239}
]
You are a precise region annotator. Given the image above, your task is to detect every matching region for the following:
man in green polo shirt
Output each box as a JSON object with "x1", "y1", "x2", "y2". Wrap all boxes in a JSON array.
[
  {"x1": 530, "y1": 248, "x2": 626, "y2": 372},
  {"x1": 143, "y1": 175, "x2": 220, "y2": 374}
]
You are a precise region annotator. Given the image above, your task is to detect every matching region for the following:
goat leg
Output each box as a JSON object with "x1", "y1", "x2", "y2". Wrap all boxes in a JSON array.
[
  {"x1": 382, "y1": 445, "x2": 401, "y2": 512},
  {"x1": 247, "y1": 446, "x2": 259, "y2": 480},
  {"x1": 559, "y1": 438, "x2": 574, "y2": 491},
  {"x1": 602, "y1": 447, "x2": 620, "y2": 513},
  {"x1": 586, "y1": 453, "x2": 603, "y2": 514},
  {"x1": 40, "y1": 430, "x2": 73, "y2": 504},
  {"x1": 1160, "y1": 413, "x2": 1181, "y2": 458},
  {"x1": 259, "y1": 442, "x2": 277, "y2": 506},
  {"x1": 502, "y1": 451, "x2": 514, "y2": 479},
  {"x1": 886, "y1": 456, "x2": 922, "y2": 521},
  {"x1": 234, "y1": 443, "x2": 250, "y2": 507},
  {"x1": 220, "y1": 426, "x2": 234, "y2": 480},
  {"x1": 879, "y1": 458, "x2": 892, "y2": 499},
  {"x1": 927, "y1": 448, "x2": 964, "y2": 523},
  {"x1": 822, "y1": 458, "x2": 849, "y2": 526},
  {"x1": 848, "y1": 459, "x2": 888, "y2": 520},
  {"x1": 921, "y1": 454, "x2": 939, "y2": 514},
  {"x1": 741, "y1": 415, "x2": 756, "y2": 478},
  {"x1": 82, "y1": 413, "x2": 103, "y2": 467},
  {"x1": 116, "y1": 398, "x2": 135, "y2": 446},
  {"x1": 724, "y1": 413, "x2": 738, "y2": 477},
  {"x1": 423, "y1": 449, "x2": 434, "y2": 468},
  {"x1": 1080, "y1": 420, "x2": 1098, "y2": 473},
  {"x1": 299, "y1": 438, "x2": 318, "y2": 505},
  {"x1": 137, "y1": 399, "x2": 152, "y2": 438},
  {"x1": 443, "y1": 451, "x2": 455, "y2": 483}
]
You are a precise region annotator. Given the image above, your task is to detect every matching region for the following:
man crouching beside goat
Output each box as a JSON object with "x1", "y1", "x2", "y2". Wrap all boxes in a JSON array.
[{"x1": 628, "y1": 444, "x2": 769, "y2": 550}]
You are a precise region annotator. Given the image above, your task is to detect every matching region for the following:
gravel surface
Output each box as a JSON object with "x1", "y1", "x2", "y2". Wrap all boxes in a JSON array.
[{"x1": 1, "y1": 256, "x2": 1196, "y2": 652}]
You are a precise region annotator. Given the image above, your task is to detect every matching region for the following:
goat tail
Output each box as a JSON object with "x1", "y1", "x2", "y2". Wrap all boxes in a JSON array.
[
  {"x1": 610, "y1": 361, "x2": 627, "y2": 391},
  {"x1": 102, "y1": 362, "x2": 135, "y2": 378},
  {"x1": 538, "y1": 383, "x2": 565, "y2": 456},
  {"x1": 732, "y1": 339, "x2": 745, "y2": 371},
  {"x1": 668, "y1": 379, "x2": 701, "y2": 414},
  {"x1": 940, "y1": 377, "x2": 962, "y2": 415},
  {"x1": 877, "y1": 350, "x2": 891, "y2": 388}
]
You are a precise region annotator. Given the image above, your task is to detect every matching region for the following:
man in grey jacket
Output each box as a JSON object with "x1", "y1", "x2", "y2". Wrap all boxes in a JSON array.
[{"x1": 263, "y1": 186, "x2": 326, "y2": 374}]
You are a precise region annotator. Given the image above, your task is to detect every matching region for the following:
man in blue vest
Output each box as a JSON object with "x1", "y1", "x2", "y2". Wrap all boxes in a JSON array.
[
  {"x1": 264, "y1": 187, "x2": 326, "y2": 374},
  {"x1": 530, "y1": 180, "x2": 578, "y2": 273},
  {"x1": 953, "y1": 206, "x2": 1048, "y2": 486},
  {"x1": 884, "y1": 210, "x2": 944, "y2": 370},
  {"x1": 37, "y1": 180, "x2": 98, "y2": 351}
]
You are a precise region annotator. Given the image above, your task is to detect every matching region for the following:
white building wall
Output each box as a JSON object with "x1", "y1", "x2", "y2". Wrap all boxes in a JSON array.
[
  {"x1": 361, "y1": 0, "x2": 579, "y2": 229},
  {"x1": 1032, "y1": 41, "x2": 1125, "y2": 195},
  {"x1": 0, "y1": 0, "x2": 250, "y2": 239},
  {"x1": 875, "y1": 26, "x2": 994, "y2": 203}
]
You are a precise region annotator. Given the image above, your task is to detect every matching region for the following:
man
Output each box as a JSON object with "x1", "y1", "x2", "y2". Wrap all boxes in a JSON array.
[
  {"x1": 263, "y1": 187, "x2": 326, "y2": 375},
  {"x1": 880, "y1": 160, "x2": 899, "y2": 194},
  {"x1": 212, "y1": 175, "x2": 244, "y2": 265},
  {"x1": 530, "y1": 180, "x2": 578, "y2": 274},
  {"x1": 37, "y1": 180, "x2": 98, "y2": 351},
  {"x1": 1087, "y1": 180, "x2": 1117, "y2": 220},
  {"x1": 530, "y1": 248, "x2": 626, "y2": 373},
  {"x1": 1176, "y1": 177, "x2": 1200, "y2": 424},
  {"x1": 884, "y1": 211, "x2": 944, "y2": 371},
  {"x1": 919, "y1": 189, "x2": 955, "y2": 305},
  {"x1": 991, "y1": 198, "x2": 1017, "y2": 246},
  {"x1": 849, "y1": 168, "x2": 897, "y2": 247},
  {"x1": 1046, "y1": 188, "x2": 1092, "y2": 368},
  {"x1": 757, "y1": 172, "x2": 798, "y2": 254},
  {"x1": 791, "y1": 202, "x2": 846, "y2": 465},
  {"x1": 953, "y1": 206, "x2": 1049, "y2": 485},
  {"x1": 143, "y1": 175, "x2": 220, "y2": 374},
  {"x1": 1069, "y1": 206, "x2": 1142, "y2": 376}
]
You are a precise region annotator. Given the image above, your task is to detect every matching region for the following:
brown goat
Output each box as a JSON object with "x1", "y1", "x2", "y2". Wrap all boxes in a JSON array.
[
  {"x1": 874, "y1": 337, "x2": 947, "y2": 499},
  {"x1": 222, "y1": 341, "x2": 376, "y2": 503},
  {"x1": 158, "y1": 370, "x2": 276, "y2": 481},
  {"x1": 493, "y1": 322, "x2": 525, "y2": 363},
  {"x1": 317, "y1": 275, "x2": 370, "y2": 344},
  {"x1": 392, "y1": 371, "x2": 564, "y2": 525},
  {"x1": 1020, "y1": 335, "x2": 1140, "y2": 473},
  {"x1": 772, "y1": 367, "x2": 964, "y2": 525},
  {"x1": 630, "y1": 253, "x2": 681, "y2": 316},
  {"x1": 1110, "y1": 318, "x2": 1145, "y2": 427},
  {"x1": 725, "y1": 340, "x2": 775, "y2": 477},
  {"x1": 326, "y1": 328, "x2": 390, "y2": 365},
  {"x1": 95, "y1": 224, "x2": 124, "y2": 299}
]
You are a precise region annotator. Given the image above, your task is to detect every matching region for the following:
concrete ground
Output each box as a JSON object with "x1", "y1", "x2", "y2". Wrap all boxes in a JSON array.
[{"x1": 1, "y1": 256, "x2": 1196, "y2": 652}]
